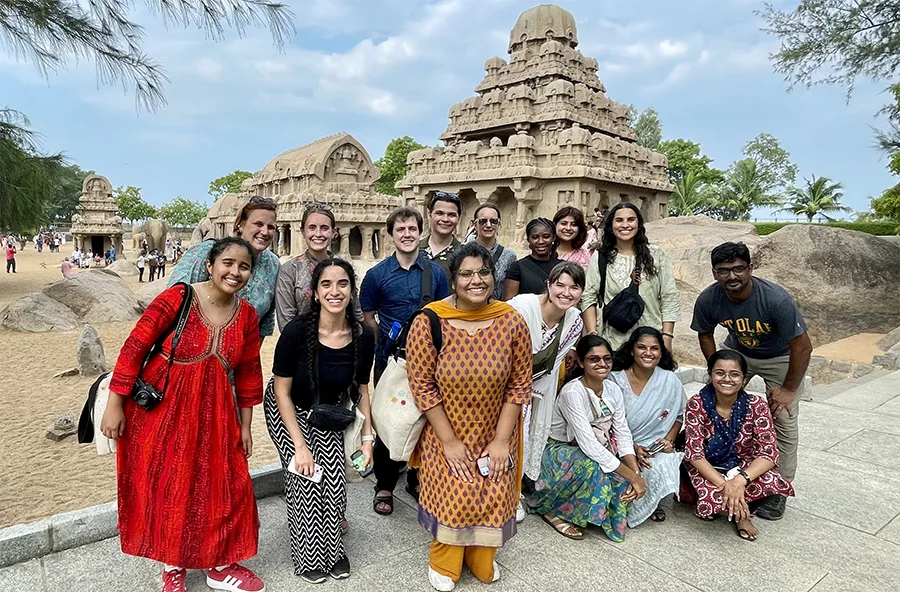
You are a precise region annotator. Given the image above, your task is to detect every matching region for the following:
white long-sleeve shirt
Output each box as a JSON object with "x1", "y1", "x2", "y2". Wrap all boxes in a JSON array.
[{"x1": 549, "y1": 378, "x2": 635, "y2": 473}]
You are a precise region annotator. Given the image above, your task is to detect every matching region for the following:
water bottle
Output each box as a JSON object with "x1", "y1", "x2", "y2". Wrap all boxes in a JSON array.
[{"x1": 388, "y1": 321, "x2": 403, "y2": 341}]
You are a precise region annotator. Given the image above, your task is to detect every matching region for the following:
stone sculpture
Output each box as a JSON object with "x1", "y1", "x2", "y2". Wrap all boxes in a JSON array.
[
  {"x1": 70, "y1": 174, "x2": 125, "y2": 258},
  {"x1": 142, "y1": 219, "x2": 169, "y2": 252}
]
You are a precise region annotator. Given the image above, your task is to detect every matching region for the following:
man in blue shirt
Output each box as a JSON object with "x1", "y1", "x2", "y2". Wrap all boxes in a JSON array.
[{"x1": 360, "y1": 206, "x2": 449, "y2": 516}]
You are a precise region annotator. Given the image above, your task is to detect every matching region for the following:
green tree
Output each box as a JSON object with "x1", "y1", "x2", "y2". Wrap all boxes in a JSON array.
[
  {"x1": 658, "y1": 138, "x2": 724, "y2": 184},
  {"x1": 742, "y1": 133, "x2": 799, "y2": 193},
  {"x1": 631, "y1": 107, "x2": 663, "y2": 150},
  {"x1": 871, "y1": 185, "x2": 900, "y2": 222},
  {"x1": 209, "y1": 170, "x2": 254, "y2": 199},
  {"x1": 374, "y1": 136, "x2": 426, "y2": 196},
  {"x1": 711, "y1": 159, "x2": 783, "y2": 220},
  {"x1": 46, "y1": 163, "x2": 93, "y2": 222},
  {"x1": 114, "y1": 185, "x2": 157, "y2": 222},
  {"x1": 781, "y1": 175, "x2": 850, "y2": 222},
  {"x1": 1, "y1": 0, "x2": 294, "y2": 111},
  {"x1": 669, "y1": 170, "x2": 712, "y2": 216},
  {"x1": 158, "y1": 196, "x2": 209, "y2": 227},
  {"x1": 0, "y1": 108, "x2": 62, "y2": 231}
]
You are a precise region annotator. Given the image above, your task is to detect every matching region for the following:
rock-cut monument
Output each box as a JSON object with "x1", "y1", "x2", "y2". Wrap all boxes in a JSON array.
[
  {"x1": 70, "y1": 174, "x2": 125, "y2": 257},
  {"x1": 398, "y1": 4, "x2": 674, "y2": 245}
]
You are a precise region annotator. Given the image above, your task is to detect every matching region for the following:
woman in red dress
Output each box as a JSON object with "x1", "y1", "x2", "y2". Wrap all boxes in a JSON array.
[{"x1": 101, "y1": 237, "x2": 266, "y2": 592}]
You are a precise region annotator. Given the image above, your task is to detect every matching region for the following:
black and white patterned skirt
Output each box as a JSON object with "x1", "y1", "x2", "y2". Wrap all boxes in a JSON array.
[{"x1": 264, "y1": 379, "x2": 346, "y2": 574}]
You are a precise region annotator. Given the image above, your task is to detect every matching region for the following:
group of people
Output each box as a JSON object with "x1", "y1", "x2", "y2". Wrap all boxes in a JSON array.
[{"x1": 99, "y1": 192, "x2": 811, "y2": 592}]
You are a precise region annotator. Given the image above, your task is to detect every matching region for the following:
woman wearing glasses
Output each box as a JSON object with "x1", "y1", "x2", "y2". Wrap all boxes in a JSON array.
[
  {"x1": 526, "y1": 334, "x2": 646, "y2": 542},
  {"x1": 681, "y1": 349, "x2": 794, "y2": 541},
  {"x1": 406, "y1": 242, "x2": 532, "y2": 591},
  {"x1": 468, "y1": 203, "x2": 517, "y2": 300},
  {"x1": 169, "y1": 196, "x2": 280, "y2": 340}
]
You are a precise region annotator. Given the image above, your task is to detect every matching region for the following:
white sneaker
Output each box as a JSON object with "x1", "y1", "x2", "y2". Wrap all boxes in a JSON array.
[
  {"x1": 516, "y1": 500, "x2": 526, "y2": 524},
  {"x1": 491, "y1": 561, "x2": 501, "y2": 583},
  {"x1": 428, "y1": 567, "x2": 455, "y2": 591}
]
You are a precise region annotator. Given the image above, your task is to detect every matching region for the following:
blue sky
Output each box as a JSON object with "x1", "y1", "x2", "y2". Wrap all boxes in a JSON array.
[{"x1": 2, "y1": 0, "x2": 893, "y2": 218}]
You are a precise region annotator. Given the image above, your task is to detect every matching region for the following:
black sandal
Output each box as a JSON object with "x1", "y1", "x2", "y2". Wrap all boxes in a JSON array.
[
  {"x1": 650, "y1": 507, "x2": 667, "y2": 522},
  {"x1": 373, "y1": 492, "x2": 393, "y2": 516},
  {"x1": 405, "y1": 483, "x2": 420, "y2": 502}
]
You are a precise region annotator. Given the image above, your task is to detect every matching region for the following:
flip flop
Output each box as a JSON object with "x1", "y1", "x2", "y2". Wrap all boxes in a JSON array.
[
  {"x1": 373, "y1": 493, "x2": 393, "y2": 516},
  {"x1": 650, "y1": 507, "x2": 667, "y2": 522},
  {"x1": 733, "y1": 520, "x2": 757, "y2": 541},
  {"x1": 541, "y1": 514, "x2": 584, "y2": 540}
]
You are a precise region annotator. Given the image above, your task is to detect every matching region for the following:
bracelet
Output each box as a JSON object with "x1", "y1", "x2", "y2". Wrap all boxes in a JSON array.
[
  {"x1": 662, "y1": 332, "x2": 674, "y2": 338},
  {"x1": 361, "y1": 434, "x2": 376, "y2": 443}
]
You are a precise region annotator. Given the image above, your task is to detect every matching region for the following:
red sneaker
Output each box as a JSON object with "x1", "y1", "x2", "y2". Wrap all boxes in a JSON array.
[
  {"x1": 206, "y1": 564, "x2": 266, "y2": 592},
  {"x1": 162, "y1": 568, "x2": 187, "y2": 592}
]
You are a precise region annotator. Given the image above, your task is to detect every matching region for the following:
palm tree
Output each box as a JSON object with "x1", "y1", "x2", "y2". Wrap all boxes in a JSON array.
[
  {"x1": 781, "y1": 175, "x2": 851, "y2": 222},
  {"x1": 669, "y1": 170, "x2": 710, "y2": 216},
  {"x1": 711, "y1": 159, "x2": 783, "y2": 220}
]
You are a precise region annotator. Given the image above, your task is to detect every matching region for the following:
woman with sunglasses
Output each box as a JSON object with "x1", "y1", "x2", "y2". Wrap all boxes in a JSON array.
[
  {"x1": 468, "y1": 203, "x2": 517, "y2": 300},
  {"x1": 681, "y1": 349, "x2": 794, "y2": 541},
  {"x1": 169, "y1": 196, "x2": 280, "y2": 340},
  {"x1": 503, "y1": 218, "x2": 561, "y2": 299}
]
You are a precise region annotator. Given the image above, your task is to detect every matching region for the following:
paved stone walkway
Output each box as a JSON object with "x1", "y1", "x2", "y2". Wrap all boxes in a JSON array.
[{"x1": 3, "y1": 372, "x2": 899, "y2": 592}]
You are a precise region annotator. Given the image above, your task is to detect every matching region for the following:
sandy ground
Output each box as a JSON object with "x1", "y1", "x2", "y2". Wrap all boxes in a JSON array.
[
  {"x1": 812, "y1": 332, "x2": 888, "y2": 364},
  {"x1": 0, "y1": 246, "x2": 284, "y2": 528}
]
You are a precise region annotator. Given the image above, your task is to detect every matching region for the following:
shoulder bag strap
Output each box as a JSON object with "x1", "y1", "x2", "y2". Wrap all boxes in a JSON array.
[
  {"x1": 518, "y1": 257, "x2": 550, "y2": 285},
  {"x1": 159, "y1": 283, "x2": 194, "y2": 396},
  {"x1": 419, "y1": 257, "x2": 434, "y2": 307},
  {"x1": 492, "y1": 245, "x2": 504, "y2": 265},
  {"x1": 596, "y1": 251, "x2": 608, "y2": 306},
  {"x1": 422, "y1": 308, "x2": 443, "y2": 354}
]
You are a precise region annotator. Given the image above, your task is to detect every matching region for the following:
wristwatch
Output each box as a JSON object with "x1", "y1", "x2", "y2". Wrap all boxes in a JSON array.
[{"x1": 737, "y1": 468, "x2": 751, "y2": 486}]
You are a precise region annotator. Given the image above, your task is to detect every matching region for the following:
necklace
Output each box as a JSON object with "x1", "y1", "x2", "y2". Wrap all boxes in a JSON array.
[{"x1": 205, "y1": 282, "x2": 234, "y2": 308}]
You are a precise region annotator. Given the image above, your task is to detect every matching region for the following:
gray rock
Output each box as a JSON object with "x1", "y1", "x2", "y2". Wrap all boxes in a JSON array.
[
  {"x1": 876, "y1": 326, "x2": 900, "y2": 352},
  {"x1": 135, "y1": 280, "x2": 168, "y2": 311},
  {"x1": 42, "y1": 269, "x2": 142, "y2": 325},
  {"x1": 75, "y1": 324, "x2": 109, "y2": 377},
  {"x1": 105, "y1": 259, "x2": 137, "y2": 277},
  {"x1": 0, "y1": 293, "x2": 79, "y2": 333},
  {"x1": 830, "y1": 360, "x2": 853, "y2": 374}
]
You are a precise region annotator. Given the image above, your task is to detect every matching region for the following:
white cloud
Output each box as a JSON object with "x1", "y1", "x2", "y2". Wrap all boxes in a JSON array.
[{"x1": 658, "y1": 39, "x2": 688, "y2": 58}]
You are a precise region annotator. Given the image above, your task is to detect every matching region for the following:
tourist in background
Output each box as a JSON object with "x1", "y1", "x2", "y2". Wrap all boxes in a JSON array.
[
  {"x1": 467, "y1": 202, "x2": 517, "y2": 300},
  {"x1": 581, "y1": 202, "x2": 680, "y2": 351},
  {"x1": 508, "y1": 261, "x2": 585, "y2": 523},
  {"x1": 60, "y1": 256, "x2": 76, "y2": 279},
  {"x1": 406, "y1": 242, "x2": 531, "y2": 591},
  {"x1": 109, "y1": 244, "x2": 116, "y2": 261},
  {"x1": 157, "y1": 250, "x2": 166, "y2": 278},
  {"x1": 5, "y1": 240, "x2": 16, "y2": 273},
  {"x1": 503, "y1": 218, "x2": 562, "y2": 299},
  {"x1": 526, "y1": 334, "x2": 645, "y2": 542},
  {"x1": 360, "y1": 206, "x2": 449, "y2": 515},
  {"x1": 148, "y1": 250, "x2": 159, "y2": 281},
  {"x1": 275, "y1": 203, "x2": 362, "y2": 329},
  {"x1": 610, "y1": 326, "x2": 685, "y2": 525},
  {"x1": 71, "y1": 247, "x2": 82, "y2": 268},
  {"x1": 169, "y1": 195, "x2": 280, "y2": 341},
  {"x1": 553, "y1": 206, "x2": 592, "y2": 267},
  {"x1": 100, "y1": 237, "x2": 266, "y2": 592},
  {"x1": 266, "y1": 258, "x2": 375, "y2": 583},
  {"x1": 136, "y1": 251, "x2": 146, "y2": 283},
  {"x1": 690, "y1": 241, "x2": 811, "y2": 520},
  {"x1": 420, "y1": 191, "x2": 462, "y2": 278},
  {"x1": 681, "y1": 349, "x2": 795, "y2": 541}
]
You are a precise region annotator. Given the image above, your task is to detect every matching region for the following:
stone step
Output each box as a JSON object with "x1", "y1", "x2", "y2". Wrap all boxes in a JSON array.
[{"x1": 811, "y1": 368, "x2": 895, "y2": 403}]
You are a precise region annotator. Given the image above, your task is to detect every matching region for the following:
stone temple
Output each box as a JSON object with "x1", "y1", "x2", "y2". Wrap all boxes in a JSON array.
[
  {"x1": 196, "y1": 133, "x2": 400, "y2": 258},
  {"x1": 397, "y1": 4, "x2": 673, "y2": 245},
  {"x1": 70, "y1": 174, "x2": 125, "y2": 256}
]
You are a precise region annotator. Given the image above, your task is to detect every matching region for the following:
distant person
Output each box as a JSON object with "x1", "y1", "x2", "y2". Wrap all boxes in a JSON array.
[
  {"x1": 157, "y1": 251, "x2": 167, "y2": 278},
  {"x1": 690, "y1": 241, "x2": 811, "y2": 521},
  {"x1": 136, "y1": 251, "x2": 146, "y2": 283},
  {"x1": 148, "y1": 250, "x2": 159, "y2": 281},
  {"x1": 109, "y1": 245, "x2": 116, "y2": 262},
  {"x1": 420, "y1": 192, "x2": 462, "y2": 278},
  {"x1": 72, "y1": 247, "x2": 82, "y2": 267},
  {"x1": 61, "y1": 257, "x2": 76, "y2": 279},
  {"x1": 5, "y1": 241, "x2": 16, "y2": 273}
]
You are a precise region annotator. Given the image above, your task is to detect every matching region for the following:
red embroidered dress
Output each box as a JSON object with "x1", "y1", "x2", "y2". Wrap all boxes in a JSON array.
[{"x1": 109, "y1": 285, "x2": 264, "y2": 568}]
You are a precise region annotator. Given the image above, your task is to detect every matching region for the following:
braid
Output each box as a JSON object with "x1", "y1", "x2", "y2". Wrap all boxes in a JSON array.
[{"x1": 301, "y1": 300, "x2": 321, "y2": 397}]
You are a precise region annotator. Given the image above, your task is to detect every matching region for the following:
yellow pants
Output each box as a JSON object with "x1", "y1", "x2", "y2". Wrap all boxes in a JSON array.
[{"x1": 429, "y1": 541, "x2": 497, "y2": 583}]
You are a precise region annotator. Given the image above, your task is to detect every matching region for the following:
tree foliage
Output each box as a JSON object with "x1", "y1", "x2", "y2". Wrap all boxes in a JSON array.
[
  {"x1": 742, "y1": 133, "x2": 799, "y2": 192},
  {"x1": 158, "y1": 196, "x2": 208, "y2": 227},
  {"x1": 871, "y1": 184, "x2": 900, "y2": 221},
  {"x1": 658, "y1": 138, "x2": 724, "y2": 184},
  {"x1": 631, "y1": 106, "x2": 663, "y2": 150},
  {"x1": 781, "y1": 175, "x2": 850, "y2": 221},
  {"x1": 374, "y1": 136, "x2": 425, "y2": 196},
  {"x1": 711, "y1": 159, "x2": 784, "y2": 220},
  {"x1": 46, "y1": 163, "x2": 92, "y2": 222},
  {"x1": 114, "y1": 185, "x2": 157, "y2": 222},
  {"x1": 209, "y1": 170, "x2": 254, "y2": 199},
  {"x1": 0, "y1": 0, "x2": 295, "y2": 111},
  {"x1": 669, "y1": 171, "x2": 712, "y2": 216}
]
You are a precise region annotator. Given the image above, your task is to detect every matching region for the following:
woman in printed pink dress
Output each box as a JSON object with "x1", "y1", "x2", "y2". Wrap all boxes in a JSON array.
[
  {"x1": 681, "y1": 349, "x2": 794, "y2": 541},
  {"x1": 552, "y1": 207, "x2": 591, "y2": 268}
]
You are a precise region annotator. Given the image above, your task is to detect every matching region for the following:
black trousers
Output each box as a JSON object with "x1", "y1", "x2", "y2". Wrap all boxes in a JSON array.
[
  {"x1": 138, "y1": 267, "x2": 145, "y2": 282},
  {"x1": 372, "y1": 359, "x2": 418, "y2": 494},
  {"x1": 6, "y1": 259, "x2": 14, "y2": 273}
]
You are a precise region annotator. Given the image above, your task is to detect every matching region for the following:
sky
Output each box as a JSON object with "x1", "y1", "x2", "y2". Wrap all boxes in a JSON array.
[{"x1": 2, "y1": 0, "x2": 894, "y2": 218}]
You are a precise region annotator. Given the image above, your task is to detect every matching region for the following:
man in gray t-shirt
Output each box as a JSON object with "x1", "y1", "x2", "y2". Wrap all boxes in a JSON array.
[{"x1": 690, "y1": 242, "x2": 812, "y2": 520}]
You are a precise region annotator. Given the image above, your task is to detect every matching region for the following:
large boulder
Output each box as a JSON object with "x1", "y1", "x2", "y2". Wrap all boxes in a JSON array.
[
  {"x1": 753, "y1": 225, "x2": 900, "y2": 346},
  {"x1": 42, "y1": 269, "x2": 143, "y2": 324},
  {"x1": 136, "y1": 279, "x2": 169, "y2": 310},
  {"x1": 76, "y1": 324, "x2": 110, "y2": 376},
  {"x1": 0, "y1": 293, "x2": 80, "y2": 332},
  {"x1": 106, "y1": 259, "x2": 138, "y2": 277}
]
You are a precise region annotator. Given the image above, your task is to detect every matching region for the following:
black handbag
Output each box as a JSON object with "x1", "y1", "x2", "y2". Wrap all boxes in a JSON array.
[
  {"x1": 308, "y1": 333, "x2": 360, "y2": 432},
  {"x1": 597, "y1": 253, "x2": 645, "y2": 334},
  {"x1": 132, "y1": 283, "x2": 194, "y2": 411}
]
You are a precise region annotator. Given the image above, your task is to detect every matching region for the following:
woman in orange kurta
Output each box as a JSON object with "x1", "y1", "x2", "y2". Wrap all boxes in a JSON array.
[{"x1": 407, "y1": 242, "x2": 532, "y2": 592}]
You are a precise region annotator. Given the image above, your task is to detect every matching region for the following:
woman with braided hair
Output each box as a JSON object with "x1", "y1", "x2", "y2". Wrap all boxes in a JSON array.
[
  {"x1": 265, "y1": 258, "x2": 375, "y2": 583},
  {"x1": 502, "y1": 217, "x2": 562, "y2": 299}
]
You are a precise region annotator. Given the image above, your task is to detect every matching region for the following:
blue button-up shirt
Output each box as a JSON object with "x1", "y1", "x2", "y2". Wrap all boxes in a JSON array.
[{"x1": 359, "y1": 253, "x2": 450, "y2": 364}]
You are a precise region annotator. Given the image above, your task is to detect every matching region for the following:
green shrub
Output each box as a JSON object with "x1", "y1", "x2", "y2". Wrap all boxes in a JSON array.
[{"x1": 752, "y1": 222, "x2": 900, "y2": 236}]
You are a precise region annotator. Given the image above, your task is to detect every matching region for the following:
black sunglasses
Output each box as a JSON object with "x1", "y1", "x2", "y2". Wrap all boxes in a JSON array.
[{"x1": 430, "y1": 192, "x2": 461, "y2": 209}]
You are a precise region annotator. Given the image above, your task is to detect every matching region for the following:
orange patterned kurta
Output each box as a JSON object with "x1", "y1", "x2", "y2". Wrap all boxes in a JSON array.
[{"x1": 407, "y1": 309, "x2": 532, "y2": 547}]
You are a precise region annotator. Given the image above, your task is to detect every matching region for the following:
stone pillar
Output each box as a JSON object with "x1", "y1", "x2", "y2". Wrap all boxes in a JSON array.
[
  {"x1": 362, "y1": 227, "x2": 376, "y2": 259},
  {"x1": 475, "y1": 190, "x2": 492, "y2": 204}
]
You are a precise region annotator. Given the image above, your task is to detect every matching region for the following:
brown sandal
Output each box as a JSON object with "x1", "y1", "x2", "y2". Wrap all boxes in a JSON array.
[{"x1": 541, "y1": 514, "x2": 584, "y2": 540}]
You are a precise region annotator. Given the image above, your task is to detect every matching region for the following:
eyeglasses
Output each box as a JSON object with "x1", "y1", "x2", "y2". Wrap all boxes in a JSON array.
[
  {"x1": 304, "y1": 202, "x2": 333, "y2": 212},
  {"x1": 476, "y1": 217, "x2": 500, "y2": 227},
  {"x1": 585, "y1": 355, "x2": 613, "y2": 366},
  {"x1": 430, "y1": 192, "x2": 461, "y2": 208},
  {"x1": 714, "y1": 265, "x2": 749, "y2": 278},
  {"x1": 712, "y1": 370, "x2": 744, "y2": 380},
  {"x1": 456, "y1": 268, "x2": 493, "y2": 279},
  {"x1": 248, "y1": 196, "x2": 277, "y2": 207}
]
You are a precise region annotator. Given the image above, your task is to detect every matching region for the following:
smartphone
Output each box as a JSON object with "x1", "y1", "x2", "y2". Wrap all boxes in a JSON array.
[
  {"x1": 646, "y1": 442, "x2": 666, "y2": 455},
  {"x1": 351, "y1": 450, "x2": 373, "y2": 478},
  {"x1": 287, "y1": 457, "x2": 323, "y2": 483},
  {"x1": 477, "y1": 454, "x2": 515, "y2": 477}
]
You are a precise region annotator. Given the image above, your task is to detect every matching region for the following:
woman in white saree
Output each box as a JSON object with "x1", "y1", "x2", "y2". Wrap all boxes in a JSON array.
[
  {"x1": 508, "y1": 262, "x2": 585, "y2": 522},
  {"x1": 610, "y1": 326, "x2": 685, "y2": 526}
]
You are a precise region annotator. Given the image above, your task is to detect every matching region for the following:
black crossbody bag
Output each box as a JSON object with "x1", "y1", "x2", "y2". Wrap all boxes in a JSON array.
[{"x1": 597, "y1": 252, "x2": 645, "y2": 334}]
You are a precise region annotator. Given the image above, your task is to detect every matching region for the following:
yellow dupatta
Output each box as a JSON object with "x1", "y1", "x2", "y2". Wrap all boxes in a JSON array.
[{"x1": 425, "y1": 298, "x2": 513, "y2": 321}]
